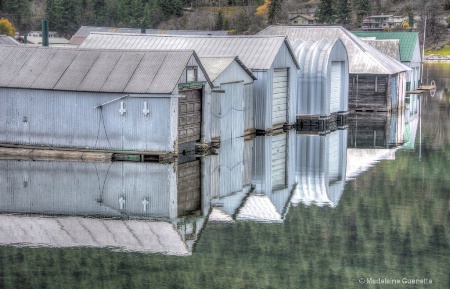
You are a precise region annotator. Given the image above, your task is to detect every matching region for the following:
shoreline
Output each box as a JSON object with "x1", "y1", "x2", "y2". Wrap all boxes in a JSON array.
[{"x1": 424, "y1": 55, "x2": 450, "y2": 62}]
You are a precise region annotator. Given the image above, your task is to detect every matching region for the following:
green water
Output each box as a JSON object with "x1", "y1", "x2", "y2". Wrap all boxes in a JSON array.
[{"x1": 1, "y1": 63, "x2": 449, "y2": 289}]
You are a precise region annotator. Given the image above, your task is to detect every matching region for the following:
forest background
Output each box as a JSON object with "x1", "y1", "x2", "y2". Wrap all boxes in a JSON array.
[{"x1": 0, "y1": 0, "x2": 449, "y2": 50}]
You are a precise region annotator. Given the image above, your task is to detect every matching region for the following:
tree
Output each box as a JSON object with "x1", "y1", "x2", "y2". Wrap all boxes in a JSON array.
[
  {"x1": 336, "y1": 0, "x2": 350, "y2": 26},
  {"x1": 1, "y1": 0, "x2": 31, "y2": 32},
  {"x1": 267, "y1": 0, "x2": 282, "y2": 24},
  {"x1": 354, "y1": 0, "x2": 371, "y2": 25},
  {"x1": 62, "y1": 0, "x2": 82, "y2": 36},
  {"x1": 255, "y1": 0, "x2": 269, "y2": 18},
  {"x1": 46, "y1": 0, "x2": 65, "y2": 33},
  {"x1": 414, "y1": 0, "x2": 447, "y2": 46},
  {"x1": 0, "y1": 17, "x2": 15, "y2": 36},
  {"x1": 316, "y1": 0, "x2": 334, "y2": 24},
  {"x1": 215, "y1": 10, "x2": 225, "y2": 30},
  {"x1": 156, "y1": 0, "x2": 183, "y2": 19}
]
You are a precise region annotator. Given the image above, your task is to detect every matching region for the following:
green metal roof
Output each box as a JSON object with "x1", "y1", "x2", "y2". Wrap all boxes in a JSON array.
[{"x1": 352, "y1": 31, "x2": 419, "y2": 62}]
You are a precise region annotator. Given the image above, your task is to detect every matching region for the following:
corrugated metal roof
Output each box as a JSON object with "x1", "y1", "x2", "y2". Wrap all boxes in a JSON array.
[
  {"x1": 199, "y1": 56, "x2": 256, "y2": 82},
  {"x1": 258, "y1": 25, "x2": 409, "y2": 75},
  {"x1": 352, "y1": 31, "x2": 419, "y2": 62},
  {"x1": 0, "y1": 46, "x2": 199, "y2": 94},
  {"x1": 79, "y1": 33, "x2": 300, "y2": 70},
  {"x1": 346, "y1": 148, "x2": 398, "y2": 180},
  {"x1": 362, "y1": 39, "x2": 400, "y2": 61},
  {"x1": 236, "y1": 194, "x2": 283, "y2": 223},
  {"x1": 69, "y1": 26, "x2": 228, "y2": 45},
  {"x1": 0, "y1": 35, "x2": 20, "y2": 45},
  {"x1": 0, "y1": 215, "x2": 191, "y2": 255}
]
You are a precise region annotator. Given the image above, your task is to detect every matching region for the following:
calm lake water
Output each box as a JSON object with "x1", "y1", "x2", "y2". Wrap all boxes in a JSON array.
[{"x1": 1, "y1": 63, "x2": 449, "y2": 289}]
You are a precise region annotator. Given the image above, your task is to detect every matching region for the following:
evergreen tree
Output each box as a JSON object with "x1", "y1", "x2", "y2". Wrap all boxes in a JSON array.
[
  {"x1": 215, "y1": 10, "x2": 224, "y2": 30},
  {"x1": 336, "y1": 0, "x2": 350, "y2": 26},
  {"x1": 92, "y1": 0, "x2": 109, "y2": 26},
  {"x1": 267, "y1": 0, "x2": 282, "y2": 25},
  {"x1": 46, "y1": 0, "x2": 65, "y2": 33},
  {"x1": 316, "y1": 0, "x2": 335, "y2": 24},
  {"x1": 62, "y1": 0, "x2": 82, "y2": 35},
  {"x1": 354, "y1": 0, "x2": 371, "y2": 25},
  {"x1": 156, "y1": 0, "x2": 183, "y2": 19}
]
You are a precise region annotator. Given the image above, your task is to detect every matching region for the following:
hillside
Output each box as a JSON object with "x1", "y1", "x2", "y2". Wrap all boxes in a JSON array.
[{"x1": 1, "y1": 0, "x2": 450, "y2": 49}]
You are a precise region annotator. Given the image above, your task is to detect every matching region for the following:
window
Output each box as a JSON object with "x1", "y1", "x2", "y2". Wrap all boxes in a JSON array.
[{"x1": 186, "y1": 67, "x2": 197, "y2": 82}]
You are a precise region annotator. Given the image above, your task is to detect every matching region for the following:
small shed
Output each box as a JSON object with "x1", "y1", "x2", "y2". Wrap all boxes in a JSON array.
[
  {"x1": 0, "y1": 46, "x2": 212, "y2": 153},
  {"x1": 290, "y1": 38, "x2": 349, "y2": 127},
  {"x1": 80, "y1": 33, "x2": 300, "y2": 133},
  {"x1": 69, "y1": 26, "x2": 229, "y2": 45},
  {"x1": 199, "y1": 56, "x2": 256, "y2": 140},
  {"x1": 291, "y1": 129, "x2": 347, "y2": 207},
  {"x1": 352, "y1": 31, "x2": 422, "y2": 91},
  {"x1": 258, "y1": 26, "x2": 410, "y2": 113}
]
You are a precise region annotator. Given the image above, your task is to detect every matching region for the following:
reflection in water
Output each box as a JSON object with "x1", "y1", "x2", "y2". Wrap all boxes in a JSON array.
[
  {"x1": 1, "y1": 65, "x2": 448, "y2": 289},
  {"x1": 345, "y1": 106, "x2": 421, "y2": 180},
  {"x1": 292, "y1": 130, "x2": 347, "y2": 207},
  {"x1": 236, "y1": 131, "x2": 296, "y2": 223},
  {"x1": 0, "y1": 113, "x2": 416, "y2": 253},
  {"x1": 0, "y1": 160, "x2": 205, "y2": 255}
]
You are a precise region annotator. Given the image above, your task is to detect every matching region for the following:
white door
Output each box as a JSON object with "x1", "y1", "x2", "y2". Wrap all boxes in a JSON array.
[
  {"x1": 272, "y1": 68, "x2": 288, "y2": 126},
  {"x1": 272, "y1": 133, "x2": 287, "y2": 190},
  {"x1": 330, "y1": 61, "x2": 342, "y2": 113},
  {"x1": 328, "y1": 131, "x2": 340, "y2": 182}
]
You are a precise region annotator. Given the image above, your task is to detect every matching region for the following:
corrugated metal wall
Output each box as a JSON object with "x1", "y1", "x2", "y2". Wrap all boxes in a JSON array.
[
  {"x1": 253, "y1": 70, "x2": 271, "y2": 130},
  {"x1": 0, "y1": 88, "x2": 177, "y2": 152},
  {"x1": 244, "y1": 84, "x2": 254, "y2": 133},
  {"x1": 0, "y1": 160, "x2": 178, "y2": 218},
  {"x1": 210, "y1": 91, "x2": 222, "y2": 139},
  {"x1": 217, "y1": 137, "x2": 244, "y2": 197},
  {"x1": 251, "y1": 44, "x2": 298, "y2": 131},
  {"x1": 210, "y1": 83, "x2": 245, "y2": 141},
  {"x1": 252, "y1": 130, "x2": 295, "y2": 195},
  {"x1": 243, "y1": 138, "x2": 254, "y2": 186},
  {"x1": 293, "y1": 38, "x2": 348, "y2": 117}
]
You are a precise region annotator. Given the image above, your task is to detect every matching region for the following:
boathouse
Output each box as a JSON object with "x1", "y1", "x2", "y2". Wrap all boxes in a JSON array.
[
  {"x1": 291, "y1": 130, "x2": 347, "y2": 207},
  {"x1": 200, "y1": 56, "x2": 256, "y2": 140},
  {"x1": 0, "y1": 46, "x2": 213, "y2": 154},
  {"x1": 258, "y1": 26, "x2": 410, "y2": 113},
  {"x1": 352, "y1": 31, "x2": 422, "y2": 91},
  {"x1": 290, "y1": 38, "x2": 349, "y2": 128},
  {"x1": 79, "y1": 33, "x2": 300, "y2": 133},
  {"x1": 69, "y1": 26, "x2": 229, "y2": 45}
]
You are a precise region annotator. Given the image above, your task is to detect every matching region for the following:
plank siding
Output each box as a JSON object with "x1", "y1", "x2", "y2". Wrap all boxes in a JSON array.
[{"x1": 349, "y1": 75, "x2": 392, "y2": 111}]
